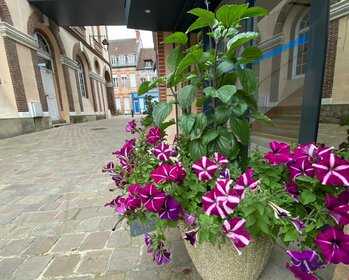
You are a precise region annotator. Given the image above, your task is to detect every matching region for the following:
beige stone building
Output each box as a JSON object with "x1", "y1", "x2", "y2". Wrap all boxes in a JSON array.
[{"x1": 0, "y1": 0, "x2": 114, "y2": 138}]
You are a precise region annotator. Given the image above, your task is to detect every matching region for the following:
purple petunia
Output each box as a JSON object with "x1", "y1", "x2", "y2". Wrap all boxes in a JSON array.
[
  {"x1": 286, "y1": 263, "x2": 318, "y2": 280},
  {"x1": 184, "y1": 229, "x2": 198, "y2": 247},
  {"x1": 222, "y1": 218, "x2": 251, "y2": 255},
  {"x1": 153, "y1": 248, "x2": 171, "y2": 265},
  {"x1": 159, "y1": 196, "x2": 181, "y2": 221},
  {"x1": 289, "y1": 216, "x2": 306, "y2": 234},
  {"x1": 293, "y1": 143, "x2": 333, "y2": 163},
  {"x1": 284, "y1": 181, "x2": 300, "y2": 202},
  {"x1": 213, "y1": 152, "x2": 229, "y2": 168},
  {"x1": 315, "y1": 226, "x2": 349, "y2": 264},
  {"x1": 172, "y1": 163, "x2": 187, "y2": 184},
  {"x1": 126, "y1": 119, "x2": 137, "y2": 134},
  {"x1": 214, "y1": 179, "x2": 240, "y2": 216},
  {"x1": 202, "y1": 190, "x2": 227, "y2": 219},
  {"x1": 102, "y1": 162, "x2": 115, "y2": 173},
  {"x1": 182, "y1": 211, "x2": 197, "y2": 227},
  {"x1": 104, "y1": 195, "x2": 121, "y2": 208},
  {"x1": 325, "y1": 191, "x2": 349, "y2": 226},
  {"x1": 287, "y1": 158, "x2": 315, "y2": 181},
  {"x1": 287, "y1": 250, "x2": 325, "y2": 274},
  {"x1": 153, "y1": 143, "x2": 172, "y2": 161},
  {"x1": 147, "y1": 127, "x2": 162, "y2": 145},
  {"x1": 233, "y1": 168, "x2": 260, "y2": 198},
  {"x1": 264, "y1": 141, "x2": 292, "y2": 165},
  {"x1": 192, "y1": 156, "x2": 218, "y2": 181},
  {"x1": 139, "y1": 183, "x2": 166, "y2": 213},
  {"x1": 144, "y1": 234, "x2": 154, "y2": 253},
  {"x1": 312, "y1": 153, "x2": 349, "y2": 186},
  {"x1": 151, "y1": 164, "x2": 177, "y2": 184}
]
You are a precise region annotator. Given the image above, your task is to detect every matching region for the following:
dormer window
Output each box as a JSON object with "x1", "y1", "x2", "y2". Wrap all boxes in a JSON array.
[{"x1": 145, "y1": 60, "x2": 152, "y2": 68}]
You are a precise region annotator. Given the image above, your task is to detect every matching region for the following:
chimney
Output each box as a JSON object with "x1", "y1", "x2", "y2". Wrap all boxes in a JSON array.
[{"x1": 135, "y1": 30, "x2": 141, "y2": 43}]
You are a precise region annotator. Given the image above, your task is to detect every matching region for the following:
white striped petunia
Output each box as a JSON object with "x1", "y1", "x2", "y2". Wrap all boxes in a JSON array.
[
  {"x1": 153, "y1": 143, "x2": 172, "y2": 161},
  {"x1": 192, "y1": 156, "x2": 218, "y2": 181},
  {"x1": 222, "y1": 218, "x2": 251, "y2": 255},
  {"x1": 214, "y1": 179, "x2": 240, "y2": 215}
]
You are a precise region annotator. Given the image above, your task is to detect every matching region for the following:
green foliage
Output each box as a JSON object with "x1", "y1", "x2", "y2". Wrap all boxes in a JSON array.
[
  {"x1": 152, "y1": 103, "x2": 173, "y2": 127},
  {"x1": 163, "y1": 32, "x2": 188, "y2": 45}
]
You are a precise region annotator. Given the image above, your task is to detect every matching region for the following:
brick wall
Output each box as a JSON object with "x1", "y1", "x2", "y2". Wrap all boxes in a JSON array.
[{"x1": 156, "y1": 32, "x2": 167, "y2": 102}]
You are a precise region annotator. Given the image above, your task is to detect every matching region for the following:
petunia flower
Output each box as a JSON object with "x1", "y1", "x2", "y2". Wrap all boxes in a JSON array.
[
  {"x1": 172, "y1": 163, "x2": 187, "y2": 184},
  {"x1": 287, "y1": 250, "x2": 325, "y2": 274},
  {"x1": 312, "y1": 153, "x2": 349, "y2": 186},
  {"x1": 182, "y1": 211, "x2": 197, "y2": 227},
  {"x1": 293, "y1": 143, "x2": 333, "y2": 163},
  {"x1": 104, "y1": 195, "x2": 121, "y2": 208},
  {"x1": 325, "y1": 191, "x2": 349, "y2": 226},
  {"x1": 269, "y1": 202, "x2": 291, "y2": 219},
  {"x1": 184, "y1": 229, "x2": 198, "y2": 247},
  {"x1": 234, "y1": 168, "x2": 260, "y2": 198},
  {"x1": 219, "y1": 169, "x2": 231, "y2": 180},
  {"x1": 315, "y1": 226, "x2": 349, "y2": 264},
  {"x1": 213, "y1": 152, "x2": 229, "y2": 168},
  {"x1": 286, "y1": 263, "x2": 318, "y2": 280},
  {"x1": 192, "y1": 156, "x2": 218, "y2": 181},
  {"x1": 153, "y1": 143, "x2": 172, "y2": 161},
  {"x1": 202, "y1": 189, "x2": 227, "y2": 219},
  {"x1": 112, "y1": 139, "x2": 135, "y2": 163},
  {"x1": 284, "y1": 181, "x2": 300, "y2": 202},
  {"x1": 289, "y1": 216, "x2": 306, "y2": 234},
  {"x1": 126, "y1": 119, "x2": 137, "y2": 134},
  {"x1": 264, "y1": 141, "x2": 292, "y2": 165},
  {"x1": 139, "y1": 183, "x2": 166, "y2": 213},
  {"x1": 111, "y1": 173, "x2": 127, "y2": 188},
  {"x1": 159, "y1": 196, "x2": 181, "y2": 221},
  {"x1": 287, "y1": 158, "x2": 315, "y2": 181},
  {"x1": 102, "y1": 162, "x2": 115, "y2": 173},
  {"x1": 144, "y1": 234, "x2": 154, "y2": 253},
  {"x1": 147, "y1": 127, "x2": 162, "y2": 145},
  {"x1": 116, "y1": 198, "x2": 128, "y2": 215},
  {"x1": 153, "y1": 248, "x2": 171, "y2": 265},
  {"x1": 170, "y1": 146, "x2": 178, "y2": 157},
  {"x1": 128, "y1": 184, "x2": 141, "y2": 198},
  {"x1": 151, "y1": 164, "x2": 177, "y2": 184},
  {"x1": 222, "y1": 218, "x2": 251, "y2": 255},
  {"x1": 214, "y1": 179, "x2": 240, "y2": 216}
]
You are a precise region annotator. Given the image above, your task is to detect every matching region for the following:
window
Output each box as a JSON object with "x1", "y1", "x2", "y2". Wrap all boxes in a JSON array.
[
  {"x1": 115, "y1": 98, "x2": 121, "y2": 110},
  {"x1": 77, "y1": 58, "x2": 87, "y2": 98},
  {"x1": 121, "y1": 74, "x2": 127, "y2": 87},
  {"x1": 128, "y1": 55, "x2": 136, "y2": 64},
  {"x1": 35, "y1": 33, "x2": 50, "y2": 54},
  {"x1": 140, "y1": 78, "x2": 146, "y2": 83},
  {"x1": 112, "y1": 74, "x2": 118, "y2": 87},
  {"x1": 111, "y1": 56, "x2": 117, "y2": 65},
  {"x1": 118, "y1": 56, "x2": 126, "y2": 65},
  {"x1": 293, "y1": 10, "x2": 310, "y2": 78},
  {"x1": 124, "y1": 98, "x2": 130, "y2": 111},
  {"x1": 145, "y1": 60, "x2": 152, "y2": 68},
  {"x1": 130, "y1": 73, "x2": 136, "y2": 87}
]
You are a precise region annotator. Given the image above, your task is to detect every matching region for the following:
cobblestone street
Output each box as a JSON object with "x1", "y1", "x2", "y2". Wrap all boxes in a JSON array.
[{"x1": 0, "y1": 116, "x2": 199, "y2": 280}]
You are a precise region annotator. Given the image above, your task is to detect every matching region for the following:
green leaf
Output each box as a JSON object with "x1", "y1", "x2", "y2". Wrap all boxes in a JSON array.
[
  {"x1": 190, "y1": 113, "x2": 207, "y2": 139},
  {"x1": 167, "y1": 46, "x2": 184, "y2": 72},
  {"x1": 189, "y1": 139, "x2": 207, "y2": 161},
  {"x1": 227, "y1": 32, "x2": 259, "y2": 51},
  {"x1": 189, "y1": 8, "x2": 216, "y2": 27},
  {"x1": 196, "y1": 96, "x2": 209, "y2": 107},
  {"x1": 300, "y1": 190, "x2": 316, "y2": 205},
  {"x1": 138, "y1": 81, "x2": 154, "y2": 96},
  {"x1": 179, "y1": 114, "x2": 196, "y2": 135},
  {"x1": 216, "y1": 131, "x2": 232, "y2": 157},
  {"x1": 178, "y1": 85, "x2": 197, "y2": 110},
  {"x1": 250, "y1": 112, "x2": 274, "y2": 125},
  {"x1": 242, "y1": 7, "x2": 268, "y2": 18},
  {"x1": 230, "y1": 116, "x2": 250, "y2": 144},
  {"x1": 187, "y1": 17, "x2": 210, "y2": 33},
  {"x1": 239, "y1": 46, "x2": 263, "y2": 64},
  {"x1": 216, "y1": 4, "x2": 248, "y2": 28},
  {"x1": 216, "y1": 59, "x2": 235, "y2": 77},
  {"x1": 229, "y1": 136, "x2": 240, "y2": 159},
  {"x1": 152, "y1": 103, "x2": 173, "y2": 127},
  {"x1": 238, "y1": 68, "x2": 258, "y2": 95},
  {"x1": 203, "y1": 85, "x2": 237, "y2": 103},
  {"x1": 284, "y1": 228, "x2": 299, "y2": 242},
  {"x1": 215, "y1": 106, "x2": 232, "y2": 125},
  {"x1": 231, "y1": 101, "x2": 248, "y2": 117},
  {"x1": 202, "y1": 130, "x2": 219, "y2": 145},
  {"x1": 163, "y1": 32, "x2": 188, "y2": 45},
  {"x1": 176, "y1": 50, "x2": 203, "y2": 75},
  {"x1": 220, "y1": 72, "x2": 238, "y2": 87},
  {"x1": 159, "y1": 119, "x2": 175, "y2": 132}
]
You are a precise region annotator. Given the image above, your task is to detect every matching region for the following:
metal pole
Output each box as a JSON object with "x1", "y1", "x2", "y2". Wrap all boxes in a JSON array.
[{"x1": 298, "y1": 0, "x2": 329, "y2": 143}]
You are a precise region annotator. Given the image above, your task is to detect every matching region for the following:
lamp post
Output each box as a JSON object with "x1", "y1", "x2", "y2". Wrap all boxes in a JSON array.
[{"x1": 89, "y1": 35, "x2": 110, "y2": 48}]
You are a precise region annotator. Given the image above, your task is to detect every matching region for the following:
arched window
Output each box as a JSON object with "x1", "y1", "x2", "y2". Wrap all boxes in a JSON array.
[
  {"x1": 77, "y1": 58, "x2": 87, "y2": 98},
  {"x1": 35, "y1": 33, "x2": 50, "y2": 54},
  {"x1": 292, "y1": 10, "x2": 310, "y2": 78},
  {"x1": 34, "y1": 32, "x2": 53, "y2": 70}
]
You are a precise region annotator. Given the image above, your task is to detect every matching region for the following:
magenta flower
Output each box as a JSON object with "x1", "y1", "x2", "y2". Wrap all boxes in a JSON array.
[
  {"x1": 264, "y1": 141, "x2": 292, "y2": 165},
  {"x1": 111, "y1": 173, "x2": 127, "y2": 188},
  {"x1": 153, "y1": 143, "x2": 172, "y2": 161},
  {"x1": 269, "y1": 202, "x2": 291, "y2": 219},
  {"x1": 214, "y1": 179, "x2": 240, "y2": 215},
  {"x1": 112, "y1": 139, "x2": 135, "y2": 163},
  {"x1": 293, "y1": 143, "x2": 333, "y2": 162},
  {"x1": 172, "y1": 163, "x2": 187, "y2": 184},
  {"x1": 234, "y1": 168, "x2": 260, "y2": 198},
  {"x1": 102, "y1": 162, "x2": 115, "y2": 173},
  {"x1": 128, "y1": 184, "x2": 141, "y2": 198},
  {"x1": 170, "y1": 146, "x2": 178, "y2": 157},
  {"x1": 153, "y1": 248, "x2": 171, "y2": 265},
  {"x1": 284, "y1": 181, "x2": 300, "y2": 202},
  {"x1": 151, "y1": 164, "x2": 177, "y2": 184},
  {"x1": 219, "y1": 169, "x2": 231, "y2": 180},
  {"x1": 315, "y1": 227, "x2": 349, "y2": 264},
  {"x1": 159, "y1": 196, "x2": 181, "y2": 221},
  {"x1": 139, "y1": 183, "x2": 166, "y2": 213},
  {"x1": 184, "y1": 229, "x2": 198, "y2": 247},
  {"x1": 223, "y1": 218, "x2": 251, "y2": 255},
  {"x1": 126, "y1": 119, "x2": 137, "y2": 134},
  {"x1": 146, "y1": 127, "x2": 162, "y2": 145},
  {"x1": 285, "y1": 263, "x2": 318, "y2": 280},
  {"x1": 104, "y1": 195, "x2": 121, "y2": 208},
  {"x1": 144, "y1": 234, "x2": 154, "y2": 253},
  {"x1": 182, "y1": 211, "x2": 197, "y2": 227},
  {"x1": 287, "y1": 250, "x2": 325, "y2": 274},
  {"x1": 116, "y1": 198, "x2": 128, "y2": 215},
  {"x1": 287, "y1": 158, "x2": 315, "y2": 181},
  {"x1": 192, "y1": 156, "x2": 218, "y2": 181},
  {"x1": 312, "y1": 153, "x2": 349, "y2": 186},
  {"x1": 289, "y1": 216, "x2": 306, "y2": 234},
  {"x1": 325, "y1": 191, "x2": 349, "y2": 226},
  {"x1": 202, "y1": 190, "x2": 227, "y2": 219},
  {"x1": 213, "y1": 152, "x2": 229, "y2": 168}
]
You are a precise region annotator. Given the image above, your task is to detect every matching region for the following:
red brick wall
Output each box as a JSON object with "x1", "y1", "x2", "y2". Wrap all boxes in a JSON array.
[{"x1": 156, "y1": 32, "x2": 167, "y2": 102}]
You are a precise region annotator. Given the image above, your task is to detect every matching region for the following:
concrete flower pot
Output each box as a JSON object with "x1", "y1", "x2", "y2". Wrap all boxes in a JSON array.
[{"x1": 184, "y1": 236, "x2": 273, "y2": 280}]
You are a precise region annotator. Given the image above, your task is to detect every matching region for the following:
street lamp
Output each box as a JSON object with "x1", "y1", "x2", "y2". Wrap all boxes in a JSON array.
[{"x1": 89, "y1": 35, "x2": 110, "y2": 48}]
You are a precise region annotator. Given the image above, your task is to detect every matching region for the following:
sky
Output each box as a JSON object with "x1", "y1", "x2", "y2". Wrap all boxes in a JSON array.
[{"x1": 107, "y1": 26, "x2": 154, "y2": 48}]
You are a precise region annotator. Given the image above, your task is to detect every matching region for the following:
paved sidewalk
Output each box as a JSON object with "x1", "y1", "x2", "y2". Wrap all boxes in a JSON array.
[{"x1": 0, "y1": 116, "x2": 199, "y2": 280}]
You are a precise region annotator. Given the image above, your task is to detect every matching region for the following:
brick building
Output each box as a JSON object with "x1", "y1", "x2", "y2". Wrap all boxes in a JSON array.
[{"x1": 0, "y1": 0, "x2": 114, "y2": 138}]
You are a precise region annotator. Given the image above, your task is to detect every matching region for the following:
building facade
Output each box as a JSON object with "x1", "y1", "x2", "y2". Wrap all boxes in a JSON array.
[
  {"x1": 109, "y1": 32, "x2": 158, "y2": 115},
  {"x1": 0, "y1": 0, "x2": 113, "y2": 139}
]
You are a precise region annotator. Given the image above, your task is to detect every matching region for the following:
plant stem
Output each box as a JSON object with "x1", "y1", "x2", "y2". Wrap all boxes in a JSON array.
[{"x1": 170, "y1": 87, "x2": 179, "y2": 137}]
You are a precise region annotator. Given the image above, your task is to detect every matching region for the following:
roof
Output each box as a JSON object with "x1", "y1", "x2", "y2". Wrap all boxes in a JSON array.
[
  {"x1": 137, "y1": 48, "x2": 156, "y2": 69},
  {"x1": 108, "y1": 39, "x2": 139, "y2": 56}
]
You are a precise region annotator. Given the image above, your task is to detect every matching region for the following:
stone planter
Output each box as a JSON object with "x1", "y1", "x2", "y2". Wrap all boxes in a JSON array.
[{"x1": 184, "y1": 236, "x2": 273, "y2": 280}]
